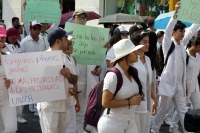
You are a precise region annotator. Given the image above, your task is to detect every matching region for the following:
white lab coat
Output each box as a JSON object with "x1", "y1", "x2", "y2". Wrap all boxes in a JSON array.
[
  {"x1": 158, "y1": 18, "x2": 200, "y2": 97},
  {"x1": 2, "y1": 43, "x2": 19, "y2": 54}
]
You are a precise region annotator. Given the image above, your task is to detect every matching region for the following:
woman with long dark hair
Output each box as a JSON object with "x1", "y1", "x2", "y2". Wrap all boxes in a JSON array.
[
  {"x1": 131, "y1": 31, "x2": 158, "y2": 133},
  {"x1": 98, "y1": 39, "x2": 144, "y2": 133}
]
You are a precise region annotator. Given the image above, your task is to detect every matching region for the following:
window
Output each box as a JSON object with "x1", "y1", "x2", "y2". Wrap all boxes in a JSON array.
[{"x1": 60, "y1": 0, "x2": 75, "y2": 14}]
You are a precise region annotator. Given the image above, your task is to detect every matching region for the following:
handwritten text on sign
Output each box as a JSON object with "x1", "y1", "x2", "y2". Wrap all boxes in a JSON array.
[
  {"x1": 178, "y1": 0, "x2": 200, "y2": 24},
  {"x1": 2, "y1": 51, "x2": 66, "y2": 107},
  {"x1": 65, "y1": 23, "x2": 109, "y2": 65},
  {"x1": 25, "y1": 0, "x2": 61, "y2": 24}
]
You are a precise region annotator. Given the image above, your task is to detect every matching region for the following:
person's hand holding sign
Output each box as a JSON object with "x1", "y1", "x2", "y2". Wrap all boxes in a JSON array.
[
  {"x1": 3, "y1": 78, "x2": 10, "y2": 89},
  {"x1": 60, "y1": 67, "x2": 72, "y2": 79}
]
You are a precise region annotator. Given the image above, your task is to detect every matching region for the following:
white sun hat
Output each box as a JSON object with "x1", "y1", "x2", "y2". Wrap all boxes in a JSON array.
[{"x1": 111, "y1": 39, "x2": 144, "y2": 63}]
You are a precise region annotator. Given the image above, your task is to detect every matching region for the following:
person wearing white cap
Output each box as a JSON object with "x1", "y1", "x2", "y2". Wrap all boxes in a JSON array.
[
  {"x1": 98, "y1": 39, "x2": 144, "y2": 133},
  {"x1": 106, "y1": 25, "x2": 129, "y2": 68},
  {"x1": 20, "y1": 20, "x2": 44, "y2": 116},
  {"x1": 63, "y1": 35, "x2": 80, "y2": 133}
]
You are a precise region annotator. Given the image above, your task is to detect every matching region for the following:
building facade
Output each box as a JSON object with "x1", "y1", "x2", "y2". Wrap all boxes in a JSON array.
[{"x1": 2, "y1": 0, "x2": 176, "y2": 28}]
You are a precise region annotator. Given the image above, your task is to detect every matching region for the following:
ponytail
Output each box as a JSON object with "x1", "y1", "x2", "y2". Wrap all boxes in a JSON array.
[{"x1": 128, "y1": 66, "x2": 144, "y2": 100}]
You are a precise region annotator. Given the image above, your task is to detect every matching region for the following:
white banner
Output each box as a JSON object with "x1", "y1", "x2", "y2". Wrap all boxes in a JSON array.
[{"x1": 2, "y1": 50, "x2": 66, "y2": 107}]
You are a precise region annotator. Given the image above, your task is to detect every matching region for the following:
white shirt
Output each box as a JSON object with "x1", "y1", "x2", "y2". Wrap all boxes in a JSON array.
[
  {"x1": 20, "y1": 35, "x2": 44, "y2": 53},
  {"x1": 174, "y1": 41, "x2": 184, "y2": 84},
  {"x1": 2, "y1": 43, "x2": 19, "y2": 54},
  {"x1": 64, "y1": 55, "x2": 79, "y2": 106},
  {"x1": 40, "y1": 33, "x2": 49, "y2": 51},
  {"x1": 106, "y1": 47, "x2": 115, "y2": 61},
  {"x1": 0, "y1": 65, "x2": 8, "y2": 96},
  {"x1": 186, "y1": 50, "x2": 200, "y2": 92},
  {"x1": 134, "y1": 57, "x2": 148, "y2": 113},
  {"x1": 102, "y1": 64, "x2": 139, "y2": 121},
  {"x1": 157, "y1": 42, "x2": 161, "y2": 50}
]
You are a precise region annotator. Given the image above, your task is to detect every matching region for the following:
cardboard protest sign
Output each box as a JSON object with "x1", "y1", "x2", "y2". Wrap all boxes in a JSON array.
[
  {"x1": 178, "y1": 0, "x2": 200, "y2": 24},
  {"x1": 2, "y1": 51, "x2": 66, "y2": 107},
  {"x1": 65, "y1": 22, "x2": 109, "y2": 65},
  {"x1": 25, "y1": 0, "x2": 61, "y2": 24}
]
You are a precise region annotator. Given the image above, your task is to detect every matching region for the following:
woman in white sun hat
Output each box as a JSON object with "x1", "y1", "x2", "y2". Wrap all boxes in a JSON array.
[{"x1": 98, "y1": 39, "x2": 144, "y2": 133}]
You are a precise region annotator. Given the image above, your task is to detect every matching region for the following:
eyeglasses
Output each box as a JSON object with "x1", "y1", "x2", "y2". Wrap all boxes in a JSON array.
[
  {"x1": 32, "y1": 27, "x2": 41, "y2": 31},
  {"x1": 75, "y1": 16, "x2": 87, "y2": 21}
]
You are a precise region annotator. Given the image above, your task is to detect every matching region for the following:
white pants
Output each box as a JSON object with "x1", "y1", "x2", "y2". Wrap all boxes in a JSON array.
[
  {"x1": 164, "y1": 100, "x2": 175, "y2": 122},
  {"x1": 66, "y1": 105, "x2": 76, "y2": 133},
  {"x1": 135, "y1": 112, "x2": 151, "y2": 133},
  {"x1": 76, "y1": 84, "x2": 87, "y2": 133},
  {"x1": 98, "y1": 115, "x2": 138, "y2": 133},
  {"x1": 152, "y1": 85, "x2": 190, "y2": 133},
  {"x1": 16, "y1": 106, "x2": 24, "y2": 117},
  {"x1": 39, "y1": 109, "x2": 70, "y2": 133},
  {"x1": 170, "y1": 91, "x2": 200, "y2": 130},
  {"x1": 0, "y1": 94, "x2": 17, "y2": 133}
]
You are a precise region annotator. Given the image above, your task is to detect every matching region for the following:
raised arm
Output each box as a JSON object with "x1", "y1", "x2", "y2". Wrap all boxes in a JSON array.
[
  {"x1": 162, "y1": 3, "x2": 179, "y2": 58},
  {"x1": 182, "y1": 24, "x2": 200, "y2": 47}
]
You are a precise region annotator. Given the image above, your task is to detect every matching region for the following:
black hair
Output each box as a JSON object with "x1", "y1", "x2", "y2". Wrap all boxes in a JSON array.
[
  {"x1": 156, "y1": 31, "x2": 164, "y2": 38},
  {"x1": 113, "y1": 57, "x2": 144, "y2": 100},
  {"x1": 49, "y1": 37, "x2": 62, "y2": 48},
  {"x1": 130, "y1": 30, "x2": 148, "y2": 46},
  {"x1": 6, "y1": 37, "x2": 20, "y2": 48},
  {"x1": 186, "y1": 37, "x2": 200, "y2": 49},
  {"x1": 12, "y1": 17, "x2": 19, "y2": 23},
  {"x1": 14, "y1": 25, "x2": 22, "y2": 30},
  {"x1": 109, "y1": 32, "x2": 121, "y2": 47},
  {"x1": 148, "y1": 21, "x2": 154, "y2": 27},
  {"x1": 173, "y1": 21, "x2": 186, "y2": 31},
  {"x1": 140, "y1": 22, "x2": 148, "y2": 30},
  {"x1": 145, "y1": 31, "x2": 159, "y2": 70},
  {"x1": 103, "y1": 23, "x2": 113, "y2": 28},
  {"x1": 111, "y1": 25, "x2": 119, "y2": 36}
]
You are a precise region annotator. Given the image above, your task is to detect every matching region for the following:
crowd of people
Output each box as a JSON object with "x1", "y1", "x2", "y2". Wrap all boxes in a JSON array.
[{"x1": 0, "y1": 1, "x2": 199, "y2": 133}]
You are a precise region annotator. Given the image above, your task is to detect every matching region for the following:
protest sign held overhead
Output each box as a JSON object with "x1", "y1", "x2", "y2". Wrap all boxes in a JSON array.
[
  {"x1": 25, "y1": 0, "x2": 61, "y2": 24},
  {"x1": 65, "y1": 22, "x2": 109, "y2": 66},
  {"x1": 2, "y1": 51, "x2": 66, "y2": 107},
  {"x1": 178, "y1": 0, "x2": 200, "y2": 24}
]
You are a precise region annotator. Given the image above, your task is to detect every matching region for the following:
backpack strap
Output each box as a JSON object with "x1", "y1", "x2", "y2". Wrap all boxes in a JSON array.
[
  {"x1": 106, "y1": 67, "x2": 123, "y2": 115},
  {"x1": 164, "y1": 41, "x2": 175, "y2": 66},
  {"x1": 186, "y1": 51, "x2": 189, "y2": 66}
]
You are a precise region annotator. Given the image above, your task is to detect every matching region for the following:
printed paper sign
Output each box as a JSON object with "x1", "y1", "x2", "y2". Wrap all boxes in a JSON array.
[
  {"x1": 178, "y1": 0, "x2": 200, "y2": 24},
  {"x1": 65, "y1": 22, "x2": 109, "y2": 66},
  {"x1": 25, "y1": 0, "x2": 61, "y2": 24},
  {"x1": 2, "y1": 51, "x2": 66, "y2": 107}
]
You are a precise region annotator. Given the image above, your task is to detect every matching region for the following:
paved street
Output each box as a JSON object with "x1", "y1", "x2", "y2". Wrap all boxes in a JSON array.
[{"x1": 17, "y1": 105, "x2": 184, "y2": 133}]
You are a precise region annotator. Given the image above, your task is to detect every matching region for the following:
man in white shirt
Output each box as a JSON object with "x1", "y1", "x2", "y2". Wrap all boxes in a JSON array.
[
  {"x1": 72, "y1": 9, "x2": 102, "y2": 133},
  {"x1": 152, "y1": 3, "x2": 200, "y2": 133},
  {"x1": 38, "y1": 27, "x2": 74, "y2": 133},
  {"x1": 20, "y1": 20, "x2": 44, "y2": 116},
  {"x1": 63, "y1": 35, "x2": 80, "y2": 133}
]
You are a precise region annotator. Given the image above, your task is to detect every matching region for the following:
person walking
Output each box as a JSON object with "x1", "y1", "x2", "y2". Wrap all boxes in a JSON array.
[
  {"x1": 152, "y1": 2, "x2": 200, "y2": 133},
  {"x1": 98, "y1": 39, "x2": 144, "y2": 133}
]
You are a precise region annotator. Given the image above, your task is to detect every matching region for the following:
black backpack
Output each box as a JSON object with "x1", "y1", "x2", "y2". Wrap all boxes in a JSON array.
[
  {"x1": 157, "y1": 42, "x2": 190, "y2": 76},
  {"x1": 184, "y1": 109, "x2": 200, "y2": 132}
]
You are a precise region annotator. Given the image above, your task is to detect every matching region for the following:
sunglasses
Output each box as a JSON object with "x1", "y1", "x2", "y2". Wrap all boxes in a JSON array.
[
  {"x1": 75, "y1": 16, "x2": 87, "y2": 21},
  {"x1": 32, "y1": 27, "x2": 41, "y2": 31}
]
